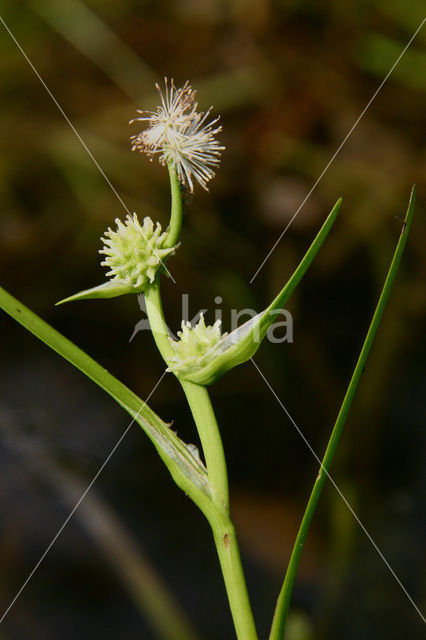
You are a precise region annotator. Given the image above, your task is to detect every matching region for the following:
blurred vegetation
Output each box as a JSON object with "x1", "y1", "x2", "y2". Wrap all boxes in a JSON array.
[{"x1": 0, "y1": 1, "x2": 425, "y2": 639}]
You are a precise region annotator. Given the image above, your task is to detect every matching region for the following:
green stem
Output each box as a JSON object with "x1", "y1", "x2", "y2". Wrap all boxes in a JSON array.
[
  {"x1": 269, "y1": 186, "x2": 416, "y2": 640},
  {"x1": 205, "y1": 509, "x2": 259, "y2": 640},
  {"x1": 144, "y1": 283, "x2": 174, "y2": 362},
  {"x1": 145, "y1": 164, "x2": 258, "y2": 638},
  {"x1": 184, "y1": 381, "x2": 258, "y2": 639},
  {"x1": 180, "y1": 380, "x2": 229, "y2": 511},
  {"x1": 179, "y1": 376, "x2": 258, "y2": 640},
  {"x1": 145, "y1": 283, "x2": 230, "y2": 507},
  {"x1": 182, "y1": 380, "x2": 258, "y2": 639},
  {"x1": 165, "y1": 163, "x2": 183, "y2": 248},
  {"x1": 145, "y1": 281, "x2": 258, "y2": 639}
]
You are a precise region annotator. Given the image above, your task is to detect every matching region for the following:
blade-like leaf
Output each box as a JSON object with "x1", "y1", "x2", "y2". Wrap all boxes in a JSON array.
[
  {"x1": 56, "y1": 280, "x2": 136, "y2": 305},
  {"x1": 268, "y1": 186, "x2": 416, "y2": 640},
  {"x1": 172, "y1": 198, "x2": 341, "y2": 385},
  {"x1": 0, "y1": 286, "x2": 212, "y2": 506}
]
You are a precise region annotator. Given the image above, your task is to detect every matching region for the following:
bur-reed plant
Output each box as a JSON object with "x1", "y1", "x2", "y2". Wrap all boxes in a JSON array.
[{"x1": 0, "y1": 78, "x2": 416, "y2": 640}]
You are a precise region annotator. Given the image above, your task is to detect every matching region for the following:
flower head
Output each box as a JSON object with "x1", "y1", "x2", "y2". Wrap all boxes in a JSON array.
[
  {"x1": 130, "y1": 78, "x2": 224, "y2": 192},
  {"x1": 168, "y1": 314, "x2": 227, "y2": 373},
  {"x1": 100, "y1": 213, "x2": 178, "y2": 289}
]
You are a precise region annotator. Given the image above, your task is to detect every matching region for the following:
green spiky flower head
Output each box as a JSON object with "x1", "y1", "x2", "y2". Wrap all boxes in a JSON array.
[
  {"x1": 100, "y1": 214, "x2": 177, "y2": 289},
  {"x1": 57, "y1": 213, "x2": 178, "y2": 305},
  {"x1": 168, "y1": 315, "x2": 228, "y2": 375}
]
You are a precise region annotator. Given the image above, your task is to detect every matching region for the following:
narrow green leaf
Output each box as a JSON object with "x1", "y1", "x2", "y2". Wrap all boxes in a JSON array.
[
  {"x1": 56, "y1": 280, "x2": 135, "y2": 305},
  {"x1": 260, "y1": 198, "x2": 342, "y2": 332},
  {"x1": 268, "y1": 186, "x2": 416, "y2": 640},
  {"x1": 173, "y1": 198, "x2": 341, "y2": 385},
  {"x1": 0, "y1": 286, "x2": 212, "y2": 505}
]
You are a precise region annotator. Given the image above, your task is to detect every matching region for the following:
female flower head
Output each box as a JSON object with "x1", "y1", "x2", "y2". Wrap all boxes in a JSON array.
[
  {"x1": 168, "y1": 315, "x2": 227, "y2": 375},
  {"x1": 130, "y1": 78, "x2": 224, "y2": 192},
  {"x1": 57, "y1": 214, "x2": 178, "y2": 305},
  {"x1": 99, "y1": 214, "x2": 177, "y2": 289}
]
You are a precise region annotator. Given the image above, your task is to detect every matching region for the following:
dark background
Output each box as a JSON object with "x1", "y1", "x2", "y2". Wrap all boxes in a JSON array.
[{"x1": 0, "y1": 1, "x2": 425, "y2": 639}]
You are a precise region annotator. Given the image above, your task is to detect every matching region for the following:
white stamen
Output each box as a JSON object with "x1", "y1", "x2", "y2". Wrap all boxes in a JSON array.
[{"x1": 130, "y1": 78, "x2": 224, "y2": 192}]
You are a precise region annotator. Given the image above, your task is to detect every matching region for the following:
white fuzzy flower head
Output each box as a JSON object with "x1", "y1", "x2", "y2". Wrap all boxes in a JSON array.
[
  {"x1": 168, "y1": 314, "x2": 228, "y2": 373},
  {"x1": 130, "y1": 78, "x2": 224, "y2": 192},
  {"x1": 99, "y1": 214, "x2": 178, "y2": 290}
]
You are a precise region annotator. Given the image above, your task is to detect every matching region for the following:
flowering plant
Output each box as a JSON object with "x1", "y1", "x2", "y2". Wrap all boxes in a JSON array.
[{"x1": 0, "y1": 79, "x2": 415, "y2": 639}]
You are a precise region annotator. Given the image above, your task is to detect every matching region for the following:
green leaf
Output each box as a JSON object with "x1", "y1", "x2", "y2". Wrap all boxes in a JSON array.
[
  {"x1": 0, "y1": 286, "x2": 212, "y2": 506},
  {"x1": 173, "y1": 198, "x2": 341, "y2": 385},
  {"x1": 56, "y1": 280, "x2": 137, "y2": 305},
  {"x1": 268, "y1": 186, "x2": 416, "y2": 640}
]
